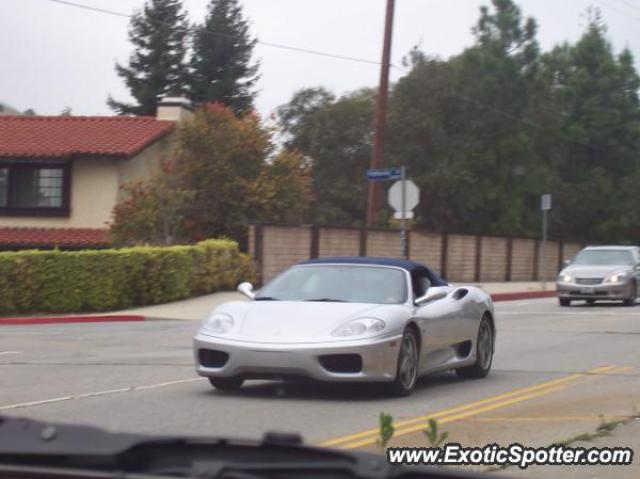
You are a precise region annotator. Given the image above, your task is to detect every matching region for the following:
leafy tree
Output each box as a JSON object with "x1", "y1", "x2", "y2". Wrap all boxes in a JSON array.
[
  {"x1": 276, "y1": 1, "x2": 640, "y2": 242},
  {"x1": 189, "y1": 0, "x2": 258, "y2": 114},
  {"x1": 250, "y1": 150, "x2": 312, "y2": 224},
  {"x1": 110, "y1": 104, "x2": 312, "y2": 245},
  {"x1": 108, "y1": 0, "x2": 190, "y2": 116},
  {"x1": 540, "y1": 13, "x2": 640, "y2": 241},
  {"x1": 109, "y1": 160, "x2": 195, "y2": 245},
  {"x1": 279, "y1": 88, "x2": 375, "y2": 225},
  {"x1": 173, "y1": 104, "x2": 271, "y2": 242}
]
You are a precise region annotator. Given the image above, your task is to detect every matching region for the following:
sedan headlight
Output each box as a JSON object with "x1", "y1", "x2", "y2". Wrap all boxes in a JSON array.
[
  {"x1": 605, "y1": 272, "x2": 627, "y2": 284},
  {"x1": 202, "y1": 313, "x2": 234, "y2": 334},
  {"x1": 332, "y1": 318, "x2": 386, "y2": 337},
  {"x1": 558, "y1": 273, "x2": 573, "y2": 283}
]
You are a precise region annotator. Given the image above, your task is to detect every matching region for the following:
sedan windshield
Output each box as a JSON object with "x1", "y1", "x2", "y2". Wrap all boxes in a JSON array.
[
  {"x1": 256, "y1": 265, "x2": 408, "y2": 304},
  {"x1": 573, "y1": 250, "x2": 633, "y2": 266}
]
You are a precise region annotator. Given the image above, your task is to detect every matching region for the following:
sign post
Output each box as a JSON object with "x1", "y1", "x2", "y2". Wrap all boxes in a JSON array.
[
  {"x1": 400, "y1": 166, "x2": 408, "y2": 259},
  {"x1": 387, "y1": 170, "x2": 420, "y2": 260},
  {"x1": 540, "y1": 194, "x2": 552, "y2": 289}
]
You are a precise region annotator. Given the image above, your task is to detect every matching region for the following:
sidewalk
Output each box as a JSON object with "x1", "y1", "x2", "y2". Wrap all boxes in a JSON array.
[
  {"x1": 1, "y1": 281, "x2": 556, "y2": 324},
  {"x1": 106, "y1": 291, "x2": 246, "y2": 321}
]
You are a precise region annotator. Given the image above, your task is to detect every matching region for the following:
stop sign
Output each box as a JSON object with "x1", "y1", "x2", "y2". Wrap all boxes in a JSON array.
[{"x1": 388, "y1": 180, "x2": 420, "y2": 214}]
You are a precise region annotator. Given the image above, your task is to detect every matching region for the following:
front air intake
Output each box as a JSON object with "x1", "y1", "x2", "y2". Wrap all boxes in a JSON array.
[
  {"x1": 318, "y1": 354, "x2": 363, "y2": 373},
  {"x1": 198, "y1": 349, "x2": 229, "y2": 368}
]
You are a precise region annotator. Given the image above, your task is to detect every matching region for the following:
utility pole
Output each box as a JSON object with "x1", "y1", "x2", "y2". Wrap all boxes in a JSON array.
[{"x1": 366, "y1": 0, "x2": 396, "y2": 227}]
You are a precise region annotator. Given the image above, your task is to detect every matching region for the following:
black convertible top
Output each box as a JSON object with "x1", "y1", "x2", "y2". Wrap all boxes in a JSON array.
[{"x1": 300, "y1": 256, "x2": 448, "y2": 286}]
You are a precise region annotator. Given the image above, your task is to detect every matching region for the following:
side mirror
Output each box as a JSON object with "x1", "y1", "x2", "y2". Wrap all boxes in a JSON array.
[
  {"x1": 237, "y1": 282, "x2": 255, "y2": 300},
  {"x1": 562, "y1": 259, "x2": 572, "y2": 267},
  {"x1": 415, "y1": 287, "x2": 449, "y2": 306}
]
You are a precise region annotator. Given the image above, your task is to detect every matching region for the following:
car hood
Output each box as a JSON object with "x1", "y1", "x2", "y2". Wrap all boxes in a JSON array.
[
  {"x1": 206, "y1": 301, "x2": 407, "y2": 343},
  {"x1": 562, "y1": 265, "x2": 631, "y2": 278}
]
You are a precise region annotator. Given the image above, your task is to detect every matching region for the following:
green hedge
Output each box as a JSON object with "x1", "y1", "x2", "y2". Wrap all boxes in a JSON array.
[{"x1": 0, "y1": 239, "x2": 255, "y2": 315}]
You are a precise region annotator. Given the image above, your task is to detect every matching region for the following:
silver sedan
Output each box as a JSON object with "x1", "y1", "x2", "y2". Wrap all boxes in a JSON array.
[
  {"x1": 193, "y1": 257, "x2": 496, "y2": 396},
  {"x1": 557, "y1": 246, "x2": 640, "y2": 306}
]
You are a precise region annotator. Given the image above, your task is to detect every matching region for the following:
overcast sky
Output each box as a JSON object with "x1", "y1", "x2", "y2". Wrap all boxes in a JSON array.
[{"x1": 1, "y1": 0, "x2": 639, "y2": 117}]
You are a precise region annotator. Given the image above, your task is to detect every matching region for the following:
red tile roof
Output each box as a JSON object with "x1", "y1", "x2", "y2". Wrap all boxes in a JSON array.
[
  {"x1": 0, "y1": 115, "x2": 175, "y2": 159},
  {"x1": 0, "y1": 227, "x2": 109, "y2": 249}
]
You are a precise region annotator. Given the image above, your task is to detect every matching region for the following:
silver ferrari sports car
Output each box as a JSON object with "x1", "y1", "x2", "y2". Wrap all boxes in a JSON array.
[{"x1": 193, "y1": 257, "x2": 496, "y2": 396}]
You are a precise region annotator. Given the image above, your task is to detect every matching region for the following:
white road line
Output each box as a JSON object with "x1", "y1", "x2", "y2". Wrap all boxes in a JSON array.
[
  {"x1": 0, "y1": 378, "x2": 205, "y2": 411},
  {"x1": 0, "y1": 351, "x2": 23, "y2": 355}
]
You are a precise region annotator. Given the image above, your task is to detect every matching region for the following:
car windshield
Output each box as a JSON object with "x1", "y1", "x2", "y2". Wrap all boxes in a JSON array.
[
  {"x1": 256, "y1": 265, "x2": 407, "y2": 304},
  {"x1": 572, "y1": 250, "x2": 633, "y2": 266}
]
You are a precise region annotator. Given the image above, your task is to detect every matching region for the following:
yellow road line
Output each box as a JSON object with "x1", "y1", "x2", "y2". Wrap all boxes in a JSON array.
[
  {"x1": 319, "y1": 365, "x2": 618, "y2": 448},
  {"x1": 342, "y1": 384, "x2": 569, "y2": 449}
]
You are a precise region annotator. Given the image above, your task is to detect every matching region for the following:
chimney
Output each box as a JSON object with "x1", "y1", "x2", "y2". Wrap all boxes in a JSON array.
[{"x1": 156, "y1": 96, "x2": 193, "y2": 122}]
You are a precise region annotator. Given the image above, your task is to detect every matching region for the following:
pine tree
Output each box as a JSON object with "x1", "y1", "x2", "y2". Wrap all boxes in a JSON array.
[
  {"x1": 108, "y1": 0, "x2": 190, "y2": 116},
  {"x1": 189, "y1": 0, "x2": 259, "y2": 114}
]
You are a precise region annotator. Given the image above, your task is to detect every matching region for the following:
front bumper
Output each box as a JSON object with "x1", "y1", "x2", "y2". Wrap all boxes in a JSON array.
[
  {"x1": 193, "y1": 332, "x2": 402, "y2": 382},
  {"x1": 557, "y1": 281, "x2": 633, "y2": 300}
]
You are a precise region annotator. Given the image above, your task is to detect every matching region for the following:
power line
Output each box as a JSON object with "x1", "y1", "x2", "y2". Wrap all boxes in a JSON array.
[
  {"x1": 611, "y1": 0, "x2": 640, "y2": 14},
  {"x1": 44, "y1": 0, "x2": 384, "y2": 66},
  {"x1": 594, "y1": 0, "x2": 640, "y2": 22}
]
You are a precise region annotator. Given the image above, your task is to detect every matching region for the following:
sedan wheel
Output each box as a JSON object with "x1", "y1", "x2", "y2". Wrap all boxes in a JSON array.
[
  {"x1": 623, "y1": 281, "x2": 637, "y2": 306},
  {"x1": 456, "y1": 316, "x2": 493, "y2": 379},
  {"x1": 388, "y1": 329, "x2": 419, "y2": 396}
]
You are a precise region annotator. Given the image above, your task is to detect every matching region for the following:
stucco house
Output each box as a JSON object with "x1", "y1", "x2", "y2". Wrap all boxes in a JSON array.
[{"x1": 0, "y1": 97, "x2": 192, "y2": 250}]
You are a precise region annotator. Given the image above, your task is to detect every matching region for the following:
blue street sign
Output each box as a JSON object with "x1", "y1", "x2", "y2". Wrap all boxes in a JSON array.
[{"x1": 366, "y1": 168, "x2": 402, "y2": 181}]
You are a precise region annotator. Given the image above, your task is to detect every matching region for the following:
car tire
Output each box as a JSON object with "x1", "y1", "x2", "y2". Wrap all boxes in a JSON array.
[
  {"x1": 208, "y1": 377, "x2": 244, "y2": 391},
  {"x1": 586, "y1": 299, "x2": 595, "y2": 306},
  {"x1": 559, "y1": 298, "x2": 571, "y2": 307},
  {"x1": 623, "y1": 281, "x2": 637, "y2": 307},
  {"x1": 387, "y1": 328, "x2": 419, "y2": 397},
  {"x1": 455, "y1": 316, "x2": 494, "y2": 380}
]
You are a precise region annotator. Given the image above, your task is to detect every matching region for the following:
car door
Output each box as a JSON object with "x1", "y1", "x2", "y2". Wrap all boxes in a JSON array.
[{"x1": 410, "y1": 269, "x2": 461, "y2": 370}]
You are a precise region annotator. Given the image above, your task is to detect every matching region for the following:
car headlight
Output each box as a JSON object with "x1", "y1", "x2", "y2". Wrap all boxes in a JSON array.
[
  {"x1": 332, "y1": 318, "x2": 386, "y2": 337},
  {"x1": 202, "y1": 313, "x2": 234, "y2": 334},
  {"x1": 558, "y1": 273, "x2": 573, "y2": 283},
  {"x1": 605, "y1": 272, "x2": 627, "y2": 284}
]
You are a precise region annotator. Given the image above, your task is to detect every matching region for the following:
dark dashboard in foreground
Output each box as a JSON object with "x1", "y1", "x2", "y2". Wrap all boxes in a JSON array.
[{"x1": 0, "y1": 415, "x2": 508, "y2": 479}]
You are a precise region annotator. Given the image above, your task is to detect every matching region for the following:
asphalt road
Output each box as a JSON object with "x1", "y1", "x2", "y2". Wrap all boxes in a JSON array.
[{"x1": 2, "y1": 297, "x2": 639, "y2": 450}]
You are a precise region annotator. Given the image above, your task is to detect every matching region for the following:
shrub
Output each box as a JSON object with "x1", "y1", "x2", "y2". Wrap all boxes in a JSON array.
[{"x1": 0, "y1": 239, "x2": 255, "y2": 315}]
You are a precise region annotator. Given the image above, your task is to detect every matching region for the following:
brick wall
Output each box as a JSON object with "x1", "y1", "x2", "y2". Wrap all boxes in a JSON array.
[
  {"x1": 446, "y1": 235, "x2": 477, "y2": 282},
  {"x1": 563, "y1": 242, "x2": 583, "y2": 262},
  {"x1": 250, "y1": 225, "x2": 585, "y2": 284},
  {"x1": 261, "y1": 226, "x2": 311, "y2": 282},
  {"x1": 511, "y1": 238, "x2": 536, "y2": 281},
  {"x1": 540, "y1": 240, "x2": 560, "y2": 281},
  {"x1": 319, "y1": 228, "x2": 360, "y2": 256},
  {"x1": 367, "y1": 230, "x2": 402, "y2": 258},
  {"x1": 480, "y1": 236, "x2": 509, "y2": 282},
  {"x1": 409, "y1": 232, "x2": 442, "y2": 274}
]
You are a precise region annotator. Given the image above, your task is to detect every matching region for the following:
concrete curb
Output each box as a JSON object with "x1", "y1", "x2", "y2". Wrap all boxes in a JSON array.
[
  {"x1": 491, "y1": 291, "x2": 556, "y2": 302},
  {"x1": 0, "y1": 315, "x2": 145, "y2": 326}
]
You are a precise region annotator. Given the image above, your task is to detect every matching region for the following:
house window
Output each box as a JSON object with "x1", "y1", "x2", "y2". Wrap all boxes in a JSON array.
[
  {"x1": 0, "y1": 168, "x2": 7, "y2": 207},
  {"x1": 0, "y1": 163, "x2": 70, "y2": 216}
]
